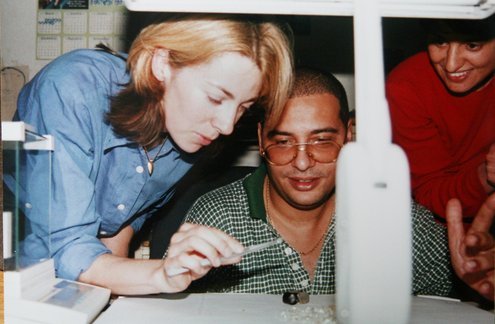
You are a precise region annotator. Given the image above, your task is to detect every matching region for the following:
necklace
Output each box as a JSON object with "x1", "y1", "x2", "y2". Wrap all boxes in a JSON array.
[
  {"x1": 263, "y1": 178, "x2": 330, "y2": 256},
  {"x1": 142, "y1": 136, "x2": 167, "y2": 176}
]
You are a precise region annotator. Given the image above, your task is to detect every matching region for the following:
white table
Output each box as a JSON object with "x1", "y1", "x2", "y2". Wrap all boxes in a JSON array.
[{"x1": 94, "y1": 293, "x2": 494, "y2": 324}]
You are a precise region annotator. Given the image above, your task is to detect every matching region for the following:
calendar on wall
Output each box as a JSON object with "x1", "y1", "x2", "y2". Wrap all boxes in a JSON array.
[{"x1": 37, "y1": 0, "x2": 128, "y2": 60}]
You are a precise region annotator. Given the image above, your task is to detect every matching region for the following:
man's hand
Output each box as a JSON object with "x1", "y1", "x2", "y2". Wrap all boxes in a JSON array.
[{"x1": 446, "y1": 194, "x2": 495, "y2": 301}]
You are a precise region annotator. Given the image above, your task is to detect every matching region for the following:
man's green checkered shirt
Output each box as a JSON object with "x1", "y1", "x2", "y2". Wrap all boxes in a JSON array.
[{"x1": 183, "y1": 165, "x2": 452, "y2": 296}]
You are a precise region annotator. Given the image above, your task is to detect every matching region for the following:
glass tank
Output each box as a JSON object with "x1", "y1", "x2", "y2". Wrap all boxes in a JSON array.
[{"x1": 2, "y1": 121, "x2": 54, "y2": 271}]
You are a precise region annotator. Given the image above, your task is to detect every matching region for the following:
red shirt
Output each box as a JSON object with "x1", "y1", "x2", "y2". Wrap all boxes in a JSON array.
[{"x1": 386, "y1": 52, "x2": 494, "y2": 221}]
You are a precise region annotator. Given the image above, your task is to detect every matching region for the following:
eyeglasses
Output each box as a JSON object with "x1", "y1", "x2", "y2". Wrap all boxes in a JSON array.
[{"x1": 260, "y1": 140, "x2": 342, "y2": 166}]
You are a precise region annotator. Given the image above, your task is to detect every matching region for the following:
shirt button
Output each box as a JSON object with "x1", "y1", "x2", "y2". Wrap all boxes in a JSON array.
[
  {"x1": 100, "y1": 231, "x2": 108, "y2": 235},
  {"x1": 291, "y1": 263, "x2": 300, "y2": 271},
  {"x1": 284, "y1": 247, "x2": 293, "y2": 255},
  {"x1": 301, "y1": 279, "x2": 309, "y2": 287},
  {"x1": 117, "y1": 204, "x2": 125, "y2": 211},
  {"x1": 136, "y1": 166, "x2": 144, "y2": 173},
  {"x1": 25, "y1": 202, "x2": 32, "y2": 209}
]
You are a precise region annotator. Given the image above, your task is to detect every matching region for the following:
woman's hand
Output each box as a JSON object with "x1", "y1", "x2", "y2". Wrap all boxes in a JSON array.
[
  {"x1": 447, "y1": 194, "x2": 495, "y2": 301},
  {"x1": 158, "y1": 223, "x2": 244, "y2": 293}
]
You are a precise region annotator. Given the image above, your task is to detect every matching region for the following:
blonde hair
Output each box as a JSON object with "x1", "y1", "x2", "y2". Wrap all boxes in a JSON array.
[{"x1": 109, "y1": 14, "x2": 294, "y2": 146}]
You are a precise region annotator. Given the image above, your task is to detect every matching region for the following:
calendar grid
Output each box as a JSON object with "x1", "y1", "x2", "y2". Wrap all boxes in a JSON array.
[{"x1": 37, "y1": 0, "x2": 128, "y2": 60}]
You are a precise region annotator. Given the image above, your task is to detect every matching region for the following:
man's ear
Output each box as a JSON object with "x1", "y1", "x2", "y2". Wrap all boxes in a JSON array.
[
  {"x1": 346, "y1": 118, "x2": 355, "y2": 142},
  {"x1": 151, "y1": 49, "x2": 171, "y2": 82}
]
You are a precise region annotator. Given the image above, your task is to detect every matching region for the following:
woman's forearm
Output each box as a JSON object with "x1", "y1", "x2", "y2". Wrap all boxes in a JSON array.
[{"x1": 78, "y1": 254, "x2": 170, "y2": 295}]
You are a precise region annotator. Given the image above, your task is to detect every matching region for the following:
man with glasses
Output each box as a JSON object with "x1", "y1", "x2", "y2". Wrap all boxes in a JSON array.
[{"x1": 173, "y1": 68, "x2": 493, "y2": 300}]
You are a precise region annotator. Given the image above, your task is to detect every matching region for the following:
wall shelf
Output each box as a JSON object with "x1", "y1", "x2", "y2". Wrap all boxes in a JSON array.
[{"x1": 124, "y1": 0, "x2": 495, "y2": 19}]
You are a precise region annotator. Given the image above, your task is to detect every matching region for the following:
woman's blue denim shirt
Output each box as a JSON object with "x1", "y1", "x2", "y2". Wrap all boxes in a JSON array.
[{"x1": 13, "y1": 49, "x2": 195, "y2": 280}]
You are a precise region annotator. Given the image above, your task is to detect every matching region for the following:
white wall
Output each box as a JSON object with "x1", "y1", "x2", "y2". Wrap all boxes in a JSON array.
[
  {"x1": 1, "y1": 1, "x2": 46, "y2": 121},
  {"x1": 1, "y1": 1, "x2": 48, "y2": 78}
]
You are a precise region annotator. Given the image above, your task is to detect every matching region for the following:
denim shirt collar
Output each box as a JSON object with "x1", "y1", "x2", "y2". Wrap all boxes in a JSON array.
[{"x1": 103, "y1": 131, "x2": 177, "y2": 159}]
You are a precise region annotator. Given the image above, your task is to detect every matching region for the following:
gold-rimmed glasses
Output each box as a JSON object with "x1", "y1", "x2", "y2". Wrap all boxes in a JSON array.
[{"x1": 260, "y1": 140, "x2": 342, "y2": 166}]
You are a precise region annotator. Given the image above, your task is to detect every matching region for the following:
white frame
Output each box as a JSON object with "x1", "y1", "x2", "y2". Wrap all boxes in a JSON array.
[{"x1": 124, "y1": 0, "x2": 495, "y2": 18}]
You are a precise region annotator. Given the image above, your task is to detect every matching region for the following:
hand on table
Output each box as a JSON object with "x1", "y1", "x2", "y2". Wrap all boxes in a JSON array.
[
  {"x1": 161, "y1": 223, "x2": 243, "y2": 293},
  {"x1": 447, "y1": 194, "x2": 495, "y2": 301}
]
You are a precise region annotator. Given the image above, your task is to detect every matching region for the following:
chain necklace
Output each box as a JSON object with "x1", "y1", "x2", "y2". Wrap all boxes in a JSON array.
[
  {"x1": 142, "y1": 136, "x2": 167, "y2": 176},
  {"x1": 263, "y1": 178, "x2": 330, "y2": 256}
]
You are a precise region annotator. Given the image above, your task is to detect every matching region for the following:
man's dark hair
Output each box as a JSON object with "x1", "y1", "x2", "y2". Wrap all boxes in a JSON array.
[{"x1": 290, "y1": 67, "x2": 350, "y2": 125}]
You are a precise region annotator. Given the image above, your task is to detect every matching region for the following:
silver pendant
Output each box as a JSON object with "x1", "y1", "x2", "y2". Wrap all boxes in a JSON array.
[{"x1": 147, "y1": 161, "x2": 154, "y2": 176}]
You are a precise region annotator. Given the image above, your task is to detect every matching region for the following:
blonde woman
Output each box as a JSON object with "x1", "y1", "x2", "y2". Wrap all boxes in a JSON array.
[{"x1": 13, "y1": 14, "x2": 293, "y2": 295}]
